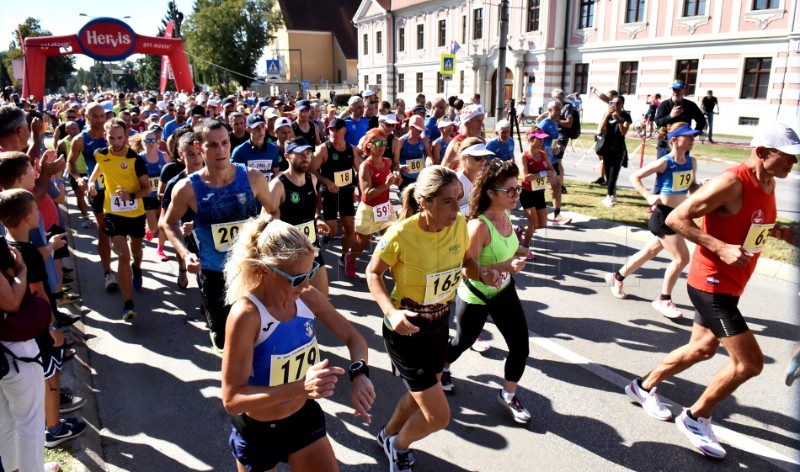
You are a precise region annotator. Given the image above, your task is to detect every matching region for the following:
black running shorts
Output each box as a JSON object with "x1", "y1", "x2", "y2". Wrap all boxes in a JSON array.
[
  {"x1": 520, "y1": 189, "x2": 546, "y2": 210},
  {"x1": 648, "y1": 205, "x2": 676, "y2": 238},
  {"x1": 688, "y1": 285, "x2": 749, "y2": 338},
  {"x1": 103, "y1": 214, "x2": 146, "y2": 239},
  {"x1": 383, "y1": 314, "x2": 449, "y2": 392}
]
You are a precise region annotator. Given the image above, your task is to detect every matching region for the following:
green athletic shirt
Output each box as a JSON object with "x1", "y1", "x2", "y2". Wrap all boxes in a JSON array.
[{"x1": 456, "y1": 212, "x2": 518, "y2": 305}]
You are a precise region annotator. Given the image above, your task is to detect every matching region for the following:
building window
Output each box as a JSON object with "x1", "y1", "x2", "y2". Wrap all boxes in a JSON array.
[
  {"x1": 675, "y1": 59, "x2": 699, "y2": 95},
  {"x1": 460, "y1": 70, "x2": 465, "y2": 94},
  {"x1": 461, "y1": 15, "x2": 467, "y2": 43},
  {"x1": 416, "y1": 73, "x2": 423, "y2": 93},
  {"x1": 398, "y1": 27, "x2": 405, "y2": 52},
  {"x1": 626, "y1": 0, "x2": 645, "y2": 23},
  {"x1": 739, "y1": 116, "x2": 760, "y2": 126},
  {"x1": 376, "y1": 74, "x2": 382, "y2": 87},
  {"x1": 740, "y1": 57, "x2": 771, "y2": 99},
  {"x1": 363, "y1": 34, "x2": 368, "y2": 55},
  {"x1": 376, "y1": 31, "x2": 382, "y2": 54},
  {"x1": 752, "y1": 0, "x2": 778, "y2": 9},
  {"x1": 574, "y1": 63, "x2": 589, "y2": 94},
  {"x1": 436, "y1": 73, "x2": 443, "y2": 93},
  {"x1": 526, "y1": 0, "x2": 541, "y2": 31},
  {"x1": 417, "y1": 24, "x2": 424, "y2": 50},
  {"x1": 683, "y1": 0, "x2": 706, "y2": 16},
  {"x1": 473, "y1": 8, "x2": 483, "y2": 39},
  {"x1": 618, "y1": 61, "x2": 638, "y2": 95},
  {"x1": 337, "y1": 69, "x2": 342, "y2": 83},
  {"x1": 438, "y1": 20, "x2": 447, "y2": 47},
  {"x1": 399, "y1": 74, "x2": 405, "y2": 93},
  {"x1": 579, "y1": 0, "x2": 595, "y2": 28},
  {"x1": 364, "y1": 75, "x2": 369, "y2": 88}
]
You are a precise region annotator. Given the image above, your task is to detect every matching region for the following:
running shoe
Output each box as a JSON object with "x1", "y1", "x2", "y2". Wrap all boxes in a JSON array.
[
  {"x1": 210, "y1": 331, "x2": 223, "y2": 353},
  {"x1": 604, "y1": 272, "x2": 626, "y2": 299},
  {"x1": 561, "y1": 185, "x2": 568, "y2": 194},
  {"x1": 80, "y1": 218, "x2": 93, "y2": 229},
  {"x1": 105, "y1": 271, "x2": 119, "y2": 292},
  {"x1": 592, "y1": 177, "x2": 607, "y2": 186},
  {"x1": 56, "y1": 289, "x2": 81, "y2": 307},
  {"x1": 786, "y1": 343, "x2": 800, "y2": 387},
  {"x1": 471, "y1": 336, "x2": 491, "y2": 353},
  {"x1": 601, "y1": 195, "x2": 615, "y2": 207},
  {"x1": 514, "y1": 225, "x2": 524, "y2": 245},
  {"x1": 552, "y1": 215, "x2": 572, "y2": 225},
  {"x1": 651, "y1": 299, "x2": 683, "y2": 319},
  {"x1": 45, "y1": 418, "x2": 87, "y2": 448},
  {"x1": 496, "y1": 390, "x2": 531, "y2": 424},
  {"x1": 132, "y1": 264, "x2": 143, "y2": 291},
  {"x1": 54, "y1": 308, "x2": 81, "y2": 327},
  {"x1": 156, "y1": 246, "x2": 169, "y2": 262},
  {"x1": 386, "y1": 435, "x2": 413, "y2": 472},
  {"x1": 144, "y1": 228, "x2": 154, "y2": 242},
  {"x1": 440, "y1": 370, "x2": 455, "y2": 396},
  {"x1": 624, "y1": 378, "x2": 672, "y2": 421},
  {"x1": 525, "y1": 251, "x2": 535, "y2": 261},
  {"x1": 344, "y1": 252, "x2": 357, "y2": 279},
  {"x1": 675, "y1": 408, "x2": 726, "y2": 459},
  {"x1": 377, "y1": 427, "x2": 415, "y2": 466},
  {"x1": 121, "y1": 307, "x2": 137, "y2": 322},
  {"x1": 59, "y1": 389, "x2": 85, "y2": 414},
  {"x1": 177, "y1": 270, "x2": 189, "y2": 290}
]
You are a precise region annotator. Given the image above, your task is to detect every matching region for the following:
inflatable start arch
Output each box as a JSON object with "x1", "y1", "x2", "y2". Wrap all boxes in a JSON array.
[{"x1": 22, "y1": 18, "x2": 194, "y2": 99}]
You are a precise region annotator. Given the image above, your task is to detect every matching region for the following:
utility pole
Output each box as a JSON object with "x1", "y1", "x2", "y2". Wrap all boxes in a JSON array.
[{"x1": 494, "y1": 0, "x2": 509, "y2": 120}]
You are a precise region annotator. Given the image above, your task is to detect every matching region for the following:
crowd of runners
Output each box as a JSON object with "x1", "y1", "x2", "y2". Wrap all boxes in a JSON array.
[{"x1": 0, "y1": 83, "x2": 798, "y2": 472}]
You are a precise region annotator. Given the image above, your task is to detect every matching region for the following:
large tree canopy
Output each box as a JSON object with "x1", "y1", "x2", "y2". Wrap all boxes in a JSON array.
[
  {"x1": 136, "y1": 0, "x2": 186, "y2": 92},
  {"x1": 3, "y1": 18, "x2": 76, "y2": 93},
  {"x1": 184, "y1": 0, "x2": 282, "y2": 91}
]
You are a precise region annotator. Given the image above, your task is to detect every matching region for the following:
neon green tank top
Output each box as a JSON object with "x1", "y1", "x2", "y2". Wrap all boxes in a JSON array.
[{"x1": 456, "y1": 212, "x2": 518, "y2": 305}]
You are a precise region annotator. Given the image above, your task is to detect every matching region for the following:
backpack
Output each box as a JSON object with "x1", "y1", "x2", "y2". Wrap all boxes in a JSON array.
[{"x1": 561, "y1": 103, "x2": 581, "y2": 139}]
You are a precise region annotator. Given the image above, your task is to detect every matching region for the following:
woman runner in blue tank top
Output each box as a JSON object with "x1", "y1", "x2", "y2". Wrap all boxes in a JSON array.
[
  {"x1": 140, "y1": 130, "x2": 171, "y2": 260},
  {"x1": 221, "y1": 216, "x2": 374, "y2": 472},
  {"x1": 605, "y1": 122, "x2": 700, "y2": 319},
  {"x1": 393, "y1": 115, "x2": 431, "y2": 192}
]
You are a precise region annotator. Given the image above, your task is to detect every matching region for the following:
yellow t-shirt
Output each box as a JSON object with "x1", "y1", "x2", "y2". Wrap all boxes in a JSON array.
[
  {"x1": 376, "y1": 212, "x2": 468, "y2": 307},
  {"x1": 94, "y1": 146, "x2": 147, "y2": 217}
]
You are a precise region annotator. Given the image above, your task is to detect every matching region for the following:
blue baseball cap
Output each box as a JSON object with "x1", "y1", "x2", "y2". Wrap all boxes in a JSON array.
[
  {"x1": 667, "y1": 124, "x2": 700, "y2": 140},
  {"x1": 671, "y1": 80, "x2": 687, "y2": 90}
]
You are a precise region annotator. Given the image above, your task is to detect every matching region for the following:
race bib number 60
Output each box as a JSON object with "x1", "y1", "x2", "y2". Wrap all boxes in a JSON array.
[
  {"x1": 269, "y1": 339, "x2": 319, "y2": 386},
  {"x1": 423, "y1": 267, "x2": 461, "y2": 305},
  {"x1": 211, "y1": 220, "x2": 245, "y2": 251},
  {"x1": 742, "y1": 223, "x2": 774, "y2": 253}
]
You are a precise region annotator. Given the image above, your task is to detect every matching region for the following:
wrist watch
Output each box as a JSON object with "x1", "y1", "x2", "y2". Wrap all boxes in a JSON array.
[{"x1": 348, "y1": 360, "x2": 369, "y2": 381}]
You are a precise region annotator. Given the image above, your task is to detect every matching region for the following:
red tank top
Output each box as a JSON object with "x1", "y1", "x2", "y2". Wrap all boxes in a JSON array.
[
  {"x1": 362, "y1": 157, "x2": 392, "y2": 206},
  {"x1": 447, "y1": 134, "x2": 467, "y2": 171},
  {"x1": 521, "y1": 149, "x2": 550, "y2": 191},
  {"x1": 687, "y1": 164, "x2": 776, "y2": 296}
]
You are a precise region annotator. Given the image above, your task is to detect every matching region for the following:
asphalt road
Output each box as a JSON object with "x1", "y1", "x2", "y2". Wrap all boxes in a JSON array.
[{"x1": 58, "y1": 189, "x2": 799, "y2": 472}]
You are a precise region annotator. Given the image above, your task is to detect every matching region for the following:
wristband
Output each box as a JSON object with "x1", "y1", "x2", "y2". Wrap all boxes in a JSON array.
[{"x1": 49, "y1": 324, "x2": 58, "y2": 331}]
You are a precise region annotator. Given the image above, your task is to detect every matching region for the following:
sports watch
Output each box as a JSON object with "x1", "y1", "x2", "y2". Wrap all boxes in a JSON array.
[{"x1": 348, "y1": 360, "x2": 369, "y2": 381}]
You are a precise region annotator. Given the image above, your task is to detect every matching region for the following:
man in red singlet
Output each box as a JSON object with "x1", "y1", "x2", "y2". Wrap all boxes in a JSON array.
[{"x1": 622, "y1": 122, "x2": 799, "y2": 459}]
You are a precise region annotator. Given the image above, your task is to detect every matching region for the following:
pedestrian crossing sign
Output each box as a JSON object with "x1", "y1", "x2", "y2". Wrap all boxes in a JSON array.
[
  {"x1": 441, "y1": 54, "x2": 456, "y2": 76},
  {"x1": 266, "y1": 60, "x2": 281, "y2": 80}
]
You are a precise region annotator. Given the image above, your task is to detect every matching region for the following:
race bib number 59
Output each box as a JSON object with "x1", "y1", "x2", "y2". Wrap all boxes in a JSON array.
[
  {"x1": 423, "y1": 267, "x2": 461, "y2": 305},
  {"x1": 211, "y1": 220, "x2": 245, "y2": 251}
]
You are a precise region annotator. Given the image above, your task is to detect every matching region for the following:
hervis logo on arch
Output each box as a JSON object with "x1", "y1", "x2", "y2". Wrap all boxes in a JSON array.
[{"x1": 78, "y1": 18, "x2": 137, "y2": 61}]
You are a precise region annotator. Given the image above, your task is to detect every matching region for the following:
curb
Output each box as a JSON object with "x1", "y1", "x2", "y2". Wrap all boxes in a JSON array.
[{"x1": 563, "y1": 210, "x2": 799, "y2": 285}]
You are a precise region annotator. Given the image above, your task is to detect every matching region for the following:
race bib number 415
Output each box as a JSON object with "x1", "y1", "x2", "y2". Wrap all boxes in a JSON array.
[
  {"x1": 211, "y1": 220, "x2": 246, "y2": 251},
  {"x1": 423, "y1": 267, "x2": 461, "y2": 305},
  {"x1": 269, "y1": 339, "x2": 319, "y2": 386},
  {"x1": 110, "y1": 195, "x2": 139, "y2": 213}
]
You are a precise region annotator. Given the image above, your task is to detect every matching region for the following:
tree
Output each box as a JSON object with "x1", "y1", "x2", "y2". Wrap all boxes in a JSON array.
[
  {"x1": 135, "y1": 1, "x2": 186, "y2": 92},
  {"x1": 184, "y1": 0, "x2": 283, "y2": 93},
  {"x1": 3, "y1": 17, "x2": 76, "y2": 93}
]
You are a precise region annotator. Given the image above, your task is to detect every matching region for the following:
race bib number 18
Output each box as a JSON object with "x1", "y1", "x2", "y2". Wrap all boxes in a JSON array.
[
  {"x1": 149, "y1": 177, "x2": 160, "y2": 192},
  {"x1": 334, "y1": 169, "x2": 353, "y2": 187},
  {"x1": 423, "y1": 267, "x2": 461, "y2": 305},
  {"x1": 211, "y1": 220, "x2": 245, "y2": 251}
]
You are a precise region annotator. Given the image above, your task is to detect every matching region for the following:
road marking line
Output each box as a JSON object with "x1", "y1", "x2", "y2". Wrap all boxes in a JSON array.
[{"x1": 528, "y1": 332, "x2": 800, "y2": 470}]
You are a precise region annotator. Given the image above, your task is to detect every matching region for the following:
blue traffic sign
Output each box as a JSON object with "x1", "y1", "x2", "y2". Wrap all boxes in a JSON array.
[{"x1": 266, "y1": 60, "x2": 281, "y2": 80}]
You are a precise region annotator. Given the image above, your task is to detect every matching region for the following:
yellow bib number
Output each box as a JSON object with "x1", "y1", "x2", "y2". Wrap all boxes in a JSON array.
[
  {"x1": 406, "y1": 158, "x2": 424, "y2": 173},
  {"x1": 671, "y1": 170, "x2": 693, "y2": 192},
  {"x1": 334, "y1": 169, "x2": 353, "y2": 187},
  {"x1": 742, "y1": 223, "x2": 774, "y2": 254},
  {"x1": 373, "y1": 201, "x2": 392, "y2": 222},
  {"x1": 269, "y1": 339, "x2": 319, "y2": 386},
  {"x1": 97, "y1": 174, "x2": 106, "y2": 190},
  {"x1": 110, "y1": 195, "x2": 139, "y2": 212},
  {"x1": 149, "y1": 177, "x2": 159, "y2": 192},
  {"x1": 295, "y1": 220, "x2": 317, "y2": 243},
  {"x1": 423, "y1": 267, "x2": 461, "y2": 305},
  {"x1": 211, "y1": 220, "x2": 245, "y2": 251}
]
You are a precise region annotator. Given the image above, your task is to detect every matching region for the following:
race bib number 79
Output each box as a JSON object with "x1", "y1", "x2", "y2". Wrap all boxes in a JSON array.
[{"x1": 423, "y1": 267, "x2": 461, "y2": 305}]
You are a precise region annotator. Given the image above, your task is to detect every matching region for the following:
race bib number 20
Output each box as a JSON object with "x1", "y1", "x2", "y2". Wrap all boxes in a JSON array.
[{"x1": 211, "y1": 220, "x2": 245, "y2": 251}]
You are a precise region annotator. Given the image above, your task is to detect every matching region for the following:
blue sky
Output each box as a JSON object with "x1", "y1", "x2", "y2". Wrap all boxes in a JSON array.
[{"x1": 2, "y1": 0, "x2": 197, "y2": 70}]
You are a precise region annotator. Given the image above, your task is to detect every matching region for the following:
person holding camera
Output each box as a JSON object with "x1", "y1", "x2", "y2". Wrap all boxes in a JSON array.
[{"x1": 654, "y1": 80, "x2": 705, "y2": 158}]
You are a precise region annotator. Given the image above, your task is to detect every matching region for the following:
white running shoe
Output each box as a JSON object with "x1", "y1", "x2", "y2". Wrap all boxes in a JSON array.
[
  {"x1": 624, "y1": 378, "x2": 672, "y2": 421},
  {"x1": 471, "y1": 336, "x2": 491, "y2": 353},
  {"x1": 104, "y1": 271, "x2": 119, "y2": 292},
  {"x1": 604, "y1": 272, "x2": 626, "y2": 299},
  {"x1": 675, "y1": 408, "x2": 727, "y2": 459},
  {"x1": 497, "y1": 390, "x2": 531, "y2": 424},
  {"x1": 651, "y1": 299, "x2": 683, "y2": 319},
  {"x1": 601, "y1": 196, "x2": 615, "y2": 207}
]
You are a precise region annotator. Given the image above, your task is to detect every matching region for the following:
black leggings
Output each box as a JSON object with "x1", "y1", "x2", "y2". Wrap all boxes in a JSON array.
[
  {"x1": 603, "y1": 156, "x2": 622, "y2": 195},
  {"x1": 446, "y1": 283, "x2": 530, "y2": 383}
]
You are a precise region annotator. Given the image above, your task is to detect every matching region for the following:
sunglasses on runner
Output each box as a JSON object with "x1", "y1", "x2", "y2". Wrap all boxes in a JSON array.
[
  {"x1": 492, "y1": 185, "x2": 522, "y2": 198},
  {"x1": 268, "y1": 260, "x2": 321, "y2": 288},
  {"x1": 144, "y1": 138, "x2": 157, "y2": 144},
  {"x1": 371, "y1": 140, "x2": 388, "y2": 147}
]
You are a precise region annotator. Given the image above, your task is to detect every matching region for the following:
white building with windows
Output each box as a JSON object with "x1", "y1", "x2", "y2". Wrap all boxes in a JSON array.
[{"x1": 354, "y1": 0, "x2": 799, "y2": 134}]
